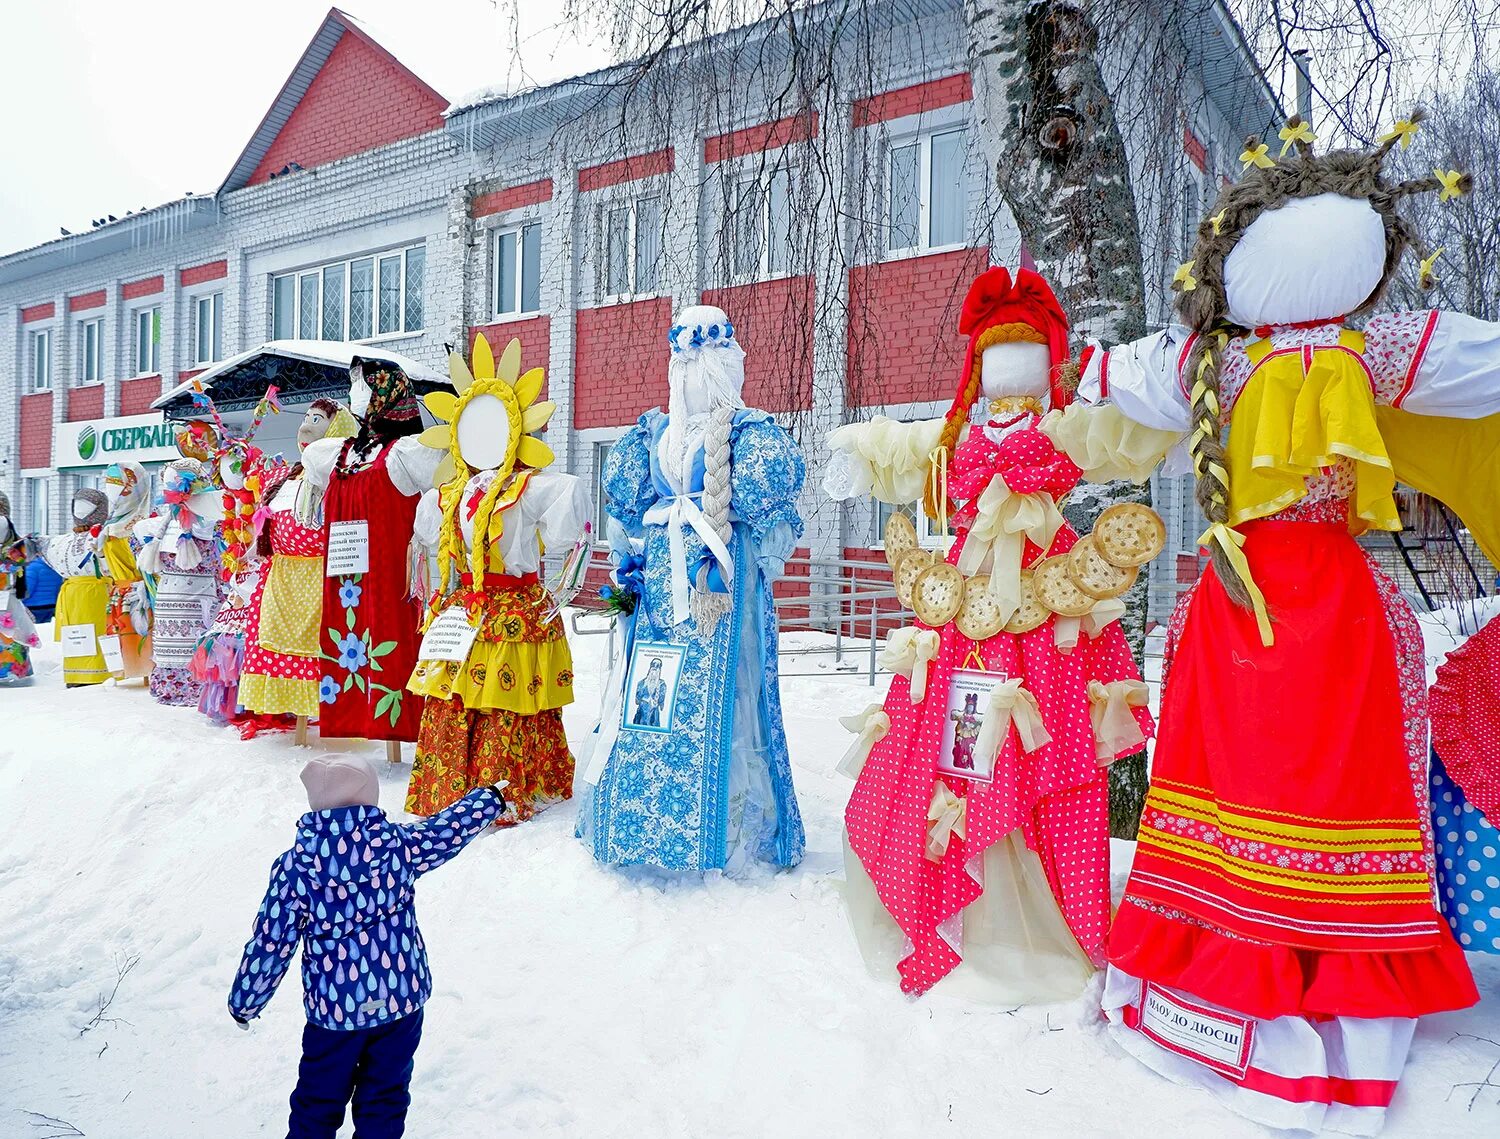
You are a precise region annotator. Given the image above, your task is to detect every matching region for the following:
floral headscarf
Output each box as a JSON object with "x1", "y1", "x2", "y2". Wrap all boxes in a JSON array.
[
  {"x1": 103, "y1": 462, "x2": 151, "y2": 538},
  {"x1": 349, "y1": 358, "x2": 421, "y2": 459}
]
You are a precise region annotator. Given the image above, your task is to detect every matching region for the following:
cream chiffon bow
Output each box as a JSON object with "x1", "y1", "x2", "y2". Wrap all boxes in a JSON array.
[
  {"x1": 879, "y1": 626, "x2": 941, "y2": 702},
  {"x1": 925, "y1": 782, "x2": 967, "y2": 862},
  {"x1": 972, "y1": 678, "x2": 1051, "y2": 774},
  {"x1": 837, "y1": 704, "x2": 891, "y2": 778},
  {"x1": 1088, "y1": 679, "x2": 1150, "y2": 764},
  {"x1": 956, "y1": 474, "x2": 1066, "y2": 627}
]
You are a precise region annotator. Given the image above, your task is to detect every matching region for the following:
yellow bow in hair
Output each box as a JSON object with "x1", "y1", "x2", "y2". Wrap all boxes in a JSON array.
[
  {"x1": 1277, "y1": 119, "x2": 1316, "y2": 156},
  {"x1": 836, "y1": 704, "x2": 891, "y2": 779},
  {"x1": 1379, "y1": 118, "x2": 1420, "y2": 149},
  {"x1": 1198, "y1": 522, "x2": 1273, "y2": 646},
  {"x1": 1209, "y1": 209, "x2": 1227, "y2": 235},
  {"x1": 1239, "y1": 142, "x2": 1274, "y2": 169},
  {"x1": 925, "y1": 782, "x2": 967, "y2": 863},
  {"x1": 1173, "y1": 260, "x2": 1198, "y2": 292},
  {"x1": 1419, "y1": 247, "x2": 1444, "y2": 287},
  {"x1": 1435, "y1": 169, "x2": 1467, "y2": 203},
  {"x1": 1087, "y1": 680, "x2": 1150, "y2": 765}
]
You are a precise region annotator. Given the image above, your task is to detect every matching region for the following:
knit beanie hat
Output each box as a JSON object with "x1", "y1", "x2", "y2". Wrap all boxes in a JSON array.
[{"x1": 300, "y1": 755, "x2": 380, "y2": 812}]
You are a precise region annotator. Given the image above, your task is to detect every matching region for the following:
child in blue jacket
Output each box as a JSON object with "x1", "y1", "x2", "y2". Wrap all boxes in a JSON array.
[{"x1": 229, "y1": 754, "x2": 505, "y2": 1139}]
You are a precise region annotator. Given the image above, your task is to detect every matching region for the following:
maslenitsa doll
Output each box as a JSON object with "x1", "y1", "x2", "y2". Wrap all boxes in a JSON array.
[{"x1": 1043, "y1": 113, "x2": 1500, "y2": 1134}]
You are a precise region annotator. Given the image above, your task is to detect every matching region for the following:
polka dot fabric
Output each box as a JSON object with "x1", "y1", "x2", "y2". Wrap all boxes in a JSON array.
[
  {"x1": 240, "y1": 502, "x2": 328, "y2": 717},
  {"x1": 1430, "y1": 614, "x2": 1500, "y2": 819},
  {"x1": 844, "y1": 418, "x2": 1154, "y2": 996},
  {"x1": 1431, "y1": 757, "x2": 1500, "y2": 954}
]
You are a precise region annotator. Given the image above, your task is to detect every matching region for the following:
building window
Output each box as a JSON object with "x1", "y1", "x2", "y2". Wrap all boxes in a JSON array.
[
  {"x1": 886, "y1": 126, "x2": 969, "y2": 255},
  {"x1": 494, "y1": 223, "x2": 542, "y2": 317},
  {"x1": 601, "y1": 195, "x2": 662, "y2": 301},
  {"x1": 194, "y1": 292, "x2": 224, "y2": 365},
  {"x1": 29, "y1": 330, "x2": 51, "y2": 392},
  {"x1": 726, "y1": 165, "x2": 793, "y2": 282},
  {"x1": 78, "y1": 318, "x2": 104, "y2": 384},
  {"x1": 26, "y1": 477, "x2": 50, "y2": 535},
  {"x1": 134, "y1": 307, "x2": 161, "y2": 376},
  {"x1": 874, "y1": 500, "x2": 950, "y2": 551},
  {"x1": 592, "y1": 439, "x2": 616, "y2": 538},
  {"x1": 271, "y1": 246, "x2": 425, "y2": 344}
]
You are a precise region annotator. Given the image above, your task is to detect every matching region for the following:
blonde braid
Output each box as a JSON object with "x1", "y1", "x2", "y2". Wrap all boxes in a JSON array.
[
  {"x1": 1187, "y1": 329, "x2": 1252, "y2": 609},
  {"x1": 923, "y1": 366, "x2": 981, "y2": 521}
]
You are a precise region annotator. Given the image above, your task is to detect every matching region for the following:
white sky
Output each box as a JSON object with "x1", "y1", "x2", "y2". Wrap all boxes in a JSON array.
[{"x1": 0, "y1": 0, "x2": 615, "y2": 255}]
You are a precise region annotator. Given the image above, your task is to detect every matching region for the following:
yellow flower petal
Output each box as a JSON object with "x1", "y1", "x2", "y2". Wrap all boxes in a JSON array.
[
  {"x1": 448, "y1": 351, "x2": 474, "y2": 395},
  {"x1": 496, "y1": 338, "x2": 522, "y2": 385},
  {"x1": 517, "y1": 436, "x2": 555, "y2": 470},
  {"x1": 424, "y1": 390, "x2": 457, "y2": 422},
  {"x1": 433, "y1": 453, "x2": 458, "y2": 489},
  {"x1": 521, "y1": 400, "x2": 556, "y2": 434},
  {"x1": 418, "y1": 424, "x2": 450, "y2": 450},
  {"x1": 471, "y1": 334, "x2": 496, "y2": 381},
  {"x1": 514, "y1": 367, "x2": 545, "y2": 408}
]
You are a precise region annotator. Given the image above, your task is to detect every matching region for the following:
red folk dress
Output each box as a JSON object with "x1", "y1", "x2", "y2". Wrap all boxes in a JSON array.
[
  {"x1": 318, "y1": 440, "x2": 426, "y2": 741},
  {"x1": 844, "y1": 414, "x2": 1154, "y2": 998}
]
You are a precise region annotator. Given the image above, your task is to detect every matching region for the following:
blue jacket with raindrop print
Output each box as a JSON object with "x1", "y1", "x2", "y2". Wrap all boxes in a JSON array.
[{"x1": 228, "y1": 788, "x2": 504, "y2": 1031}]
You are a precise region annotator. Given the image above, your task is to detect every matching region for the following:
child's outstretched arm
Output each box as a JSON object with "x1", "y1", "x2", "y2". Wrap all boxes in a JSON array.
[
  {"x1": 399, "y1": 786, "x2": 507, "y2": 876},
  {"x1": 227, "y1": 850, "x2": 306, "y2": 1023}
]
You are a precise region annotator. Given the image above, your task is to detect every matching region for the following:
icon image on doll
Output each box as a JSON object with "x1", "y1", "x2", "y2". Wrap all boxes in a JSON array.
[
  {"x1": 633, "y1": 658, "x2": 666, "y2": 726},
  {"x1": 949, "y1": 692, "x2": 981, "y2": 772},
  {"x1": 620, "y1": 640, "x2": 687, "y2": 735}
]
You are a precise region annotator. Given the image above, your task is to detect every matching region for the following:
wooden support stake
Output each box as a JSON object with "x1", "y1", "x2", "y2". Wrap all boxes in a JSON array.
[
  {"x1": 294, "y1": 716, "x2": 309, "y2": 747},
  {"x1": 386, "y1": 740, "x2": 402, "y2": 765}
]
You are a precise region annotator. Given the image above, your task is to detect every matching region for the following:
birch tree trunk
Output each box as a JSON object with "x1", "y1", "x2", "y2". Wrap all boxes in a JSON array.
[{"x1": 966, "y1": 0, "x2": 1154, "y2": 838}]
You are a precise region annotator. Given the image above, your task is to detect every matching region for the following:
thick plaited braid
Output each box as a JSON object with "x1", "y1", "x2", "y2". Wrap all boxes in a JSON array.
[
  {"x1": 1186, "y1": 330, "x2": 1251, "y2": 609},
  {"x1": 923, "y1": 365, "x2": 981, "y2": 522},
  {"x1": 691, "y1": 404, "x2": 736, "y2": 637}
]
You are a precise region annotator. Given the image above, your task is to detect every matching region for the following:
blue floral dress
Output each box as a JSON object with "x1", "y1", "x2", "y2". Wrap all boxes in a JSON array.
[{"x1": 577, "y1": 409, "x2": 806, "y2": 874}]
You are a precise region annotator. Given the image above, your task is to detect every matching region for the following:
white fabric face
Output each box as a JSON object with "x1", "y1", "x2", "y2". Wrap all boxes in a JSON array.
[
  {"x1": 298, "y1": 407, "x2": 332, "y2": 450},
  {"x1": 218, "y1": 454, "x2": 246, "y2": 491},
  {"x1": 1223, "y1": 193, "x2": 1387, "y2": 327},
  {"x1": 980, "y1": 342, "x2": 1051, "y2": 402},
  {"x1": 454, "y1": 393, "x2": 512, "y2": 471},
  {"x1": 349, "y1": 367, "x2": 372, "y2": 416},
  {"x1": 72, "y1": 497, "x2": 94, "y2": 522}
]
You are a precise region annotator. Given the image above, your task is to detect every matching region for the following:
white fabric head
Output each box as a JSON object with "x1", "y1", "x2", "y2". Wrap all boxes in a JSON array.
[
  {"x1": 980, "y1": 342, "x2": 1052, "y2": 404},
  {"x1": 1223, "y1": 193, "x2": 1387, "y2": 327},
  {"x1": 663, "y1": 305, "x2": 746, "y2": 491},
  {"x1": 349, "y1": 364, "x2": 372, "y2": 417},
  {"x1": 455, "y1": 393, "x2": 513, "y2": 471}
]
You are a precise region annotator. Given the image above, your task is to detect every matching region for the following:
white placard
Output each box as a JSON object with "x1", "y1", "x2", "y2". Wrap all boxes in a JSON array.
[
  {"x1": 99, "y1": 634, "x2": 126, "y2": 673},
  {"x1": 0, "y1": 588, "x2": 12, "y2": 609},
  {"x1": 326, "y1": 521, "x2": 370, "y2": 577},
  {"x1": 61, "y1": 624, "x2": 98, "y2": 658},
  {"x1": 1135, "y1": 982, "x2": 1254, "y2": 1078},
  {"x1": 418, "y1": 607, "x2": 480, "y2": 663}
]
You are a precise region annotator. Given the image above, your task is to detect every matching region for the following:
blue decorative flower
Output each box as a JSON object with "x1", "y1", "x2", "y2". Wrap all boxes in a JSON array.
[
  {"x1": 319, "y1": 676, "x2": 339, "y2": 704},
  {"x1": 656, "y1": 781, "x2": 694, "y2": 820},
  {"x1": 335, "y1": 633, "x2": 368, "y2": 673},
  {"x1": 338, "y1": 577, "x2": 363, "y2": 609}
]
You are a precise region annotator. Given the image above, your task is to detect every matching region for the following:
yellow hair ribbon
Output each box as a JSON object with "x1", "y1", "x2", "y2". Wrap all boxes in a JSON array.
[
  {"x1": 1198, "y1": 522, "x2": 1273, "y2": 646},
  {"x1": 1209, "y1": 209, "x2": 1227, "y2": 235},
  {"x1": 1172, "y1": 260, "x2": 1198, "y2": 291},
  {"x1": 1379, "y1": 119, "x2": 1420, "y2": 149},
  {"x1": 1277, "y1": 119, "x2": 1316, "y2": 156},
  {"x1": 1419, "y1": 247, "x2": 1444, "y2": 286},
  {"x1": 1239, "y1": 142, "x2": 1274, "y2": 170},
  {"x1": 927, "y1": 446, "x2": 950, "y2": 546},
  {"x1": 1435, "y1": 169, "x2": 1467, "y2": 203}
]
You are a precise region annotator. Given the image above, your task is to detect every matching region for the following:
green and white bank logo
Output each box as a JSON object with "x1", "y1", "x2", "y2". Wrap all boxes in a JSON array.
[
  {"x1": 58, "y1": 414, "x2": 180, "y2": 469},
  {"x1": 76, "y1": 425, "x2": 98, "y2": 461}
]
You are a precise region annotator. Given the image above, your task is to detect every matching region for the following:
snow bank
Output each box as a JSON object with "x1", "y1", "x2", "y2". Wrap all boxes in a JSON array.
[{"x1": 0, "y1": 620, "x2": 1496, "y2": 1137}]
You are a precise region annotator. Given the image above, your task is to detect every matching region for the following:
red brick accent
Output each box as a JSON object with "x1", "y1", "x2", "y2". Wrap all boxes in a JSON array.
[
  {"x1": 1176, "y1": 552, "x2": 1206, "y2": 584},
  {"x1": 68, "y1": 290, "x2": 106, "y2": 313},
  {"x1": 573, "y1": 298, "x2": 673, "y2": 428},
  {"x1": 179, "y1": 260, "x2": 228, "y2": 287},
  {"x1": 704, "y1": 114, "x2": 818, "y2": 164},
  {"x1": 248, "y1": 26, "x2": 446, "y2": 186},
  {"x1": 178, "y1": 368, "x2": 206, "y2": 384},
  {"x1": 1183, "y1": 127, "x2": 1208, "y2": 174},
  {"x1": 472, "y1": 179, "x2": 554, "y2": 218},
  {"x1": 469, "y1": 317, "x2": 552, "y2": 396},
  {"x1": 21, "y1": 302, "x2": 55, "y2": 323},
  {"x1": 67, "y1": 385, "x2": 105, "y2": 422},
  {"x1": 119, "y1": 376, "x2": 164, "y2": 416},
  {"x1": 853, "y1": 74, "x2": 972, "y2": 127},
  {"x1": 577, "y1": 149, "x2": 675, "y2": 194},
  {"x1": 701, "y1": 276, "x2": 815, "y2": 412},
  {"x1": 846, "y1": 247, "x2": 989, "y2": 406},
  {"x1": 122, "y1": 275, "x2": 164, "y2": 301},
  {"x1": 19, "y1": 393, "x2": 53, "y2": 469}
]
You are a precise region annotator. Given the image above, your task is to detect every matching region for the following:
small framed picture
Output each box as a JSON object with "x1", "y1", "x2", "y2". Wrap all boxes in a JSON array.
[
  {"x1": 621, "y1": 641, "x2": 688, "y2": 735},
  {"x1": 937, "y1": 668, "x2": 1002, "y2": 783}
]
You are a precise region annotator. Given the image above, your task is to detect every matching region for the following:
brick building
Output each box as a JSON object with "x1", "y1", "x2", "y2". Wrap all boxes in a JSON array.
[{"x1": 0, "y1": 2, "x2": 1277, "y2": 622}]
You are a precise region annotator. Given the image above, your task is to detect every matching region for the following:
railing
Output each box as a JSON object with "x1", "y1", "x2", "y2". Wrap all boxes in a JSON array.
[{"x1": 560, "y1": 548, "x2": 904, "y2": 686}]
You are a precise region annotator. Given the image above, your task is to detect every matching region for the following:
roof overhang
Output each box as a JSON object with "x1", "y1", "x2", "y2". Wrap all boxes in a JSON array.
[
  {"x1": 0, "y1": 197, "x2": 220, "y2": 287},
  {"x1": 152, "y1": 340, "x2": 450, "y2": 418}
]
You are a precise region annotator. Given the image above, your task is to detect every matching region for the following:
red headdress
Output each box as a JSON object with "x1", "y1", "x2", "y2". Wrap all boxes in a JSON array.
[{"x1": 951, "y1": 265, "x2": 1073, "y2": 417}]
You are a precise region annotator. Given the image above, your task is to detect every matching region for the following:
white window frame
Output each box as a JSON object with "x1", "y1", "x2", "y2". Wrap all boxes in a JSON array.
[
  {"x1": 29, "y1": 328, "x2": 52, "y2": 392},
  {"x1": 26, "y1": 476, "x2": 51, "y2": 535},
  {"x1": 77, "y1": 318, "x2": 104, "y2": 385},
  {"x1": 193, "y1": 292, "x2": 224, "y2": 366},
  {"x1": 591, "y1": 438, "x2": 617, "y2": 540},
  {"x1": 872, "y1": 499, "x2": 952, "y2": 552},
  {"x1": 270, "y1": 245, "x2": 426, "y2": 345},
  {"x1": 599, "y1": 194, "x2": 663, "y2": 304},
  {"x1": 134, "y1": 306, "x2": 161, "y2": 376},
  {"x1": 723, "y1": 160, "x2": 795, "y2": 285},
  {"x1": 884, "y1": 125, "x2": 970, "y2": 258},
  {"x1": 492, "y1": 222, "x2": 543, "y2": 320}
]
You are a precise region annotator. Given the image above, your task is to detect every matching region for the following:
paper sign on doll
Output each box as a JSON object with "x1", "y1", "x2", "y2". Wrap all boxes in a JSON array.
[
  {"x1": 60, "y1": 624, "x2": 97, "y2": 658},
  {"x1": 620, "y1": 641, "x2": 688, "y2": 734},
  {"x1": 418, "y1": 606, "x2": 480, "y2": 663},
  {"x1": 1134, "y1": 982, "x2": 1254, "y2": 1079},
  {"x1": 937, "y1": 668, "x2": 1002, "y2": 782},
  {"x1": 99, "y1": 634, "x2": 126, "y2": 673},
  {"x1": 325, "y1": 520, "x2": 370, "y2": 576}
]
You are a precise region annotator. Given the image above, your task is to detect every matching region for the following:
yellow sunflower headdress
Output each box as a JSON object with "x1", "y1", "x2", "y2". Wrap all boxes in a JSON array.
[{"x1": 420, "y1": 333, "x2": 557, "y2": 602}]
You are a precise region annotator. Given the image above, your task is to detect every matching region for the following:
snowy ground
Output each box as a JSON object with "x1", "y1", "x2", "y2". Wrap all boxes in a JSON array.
[{"x1": 1, "y1": 615, "x2": 1499, "y2": 1138}]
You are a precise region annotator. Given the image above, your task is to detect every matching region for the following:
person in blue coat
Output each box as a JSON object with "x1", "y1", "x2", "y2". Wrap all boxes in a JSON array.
[{"x1": 229, "y1": 754, "x2": 505, "y2": 1139}]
